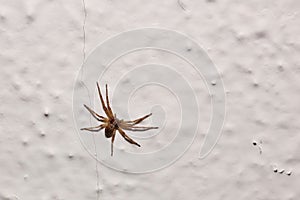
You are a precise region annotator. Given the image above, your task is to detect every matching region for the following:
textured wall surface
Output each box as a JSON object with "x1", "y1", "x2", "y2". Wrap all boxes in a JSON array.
[{"x1": 0, "y1": 0, "x2": 299, "y2": 199}]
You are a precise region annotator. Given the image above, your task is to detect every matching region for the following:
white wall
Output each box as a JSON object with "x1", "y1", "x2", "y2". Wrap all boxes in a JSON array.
[{"x1": 0, "y1": 0, "x2": 299, "y2": 199}]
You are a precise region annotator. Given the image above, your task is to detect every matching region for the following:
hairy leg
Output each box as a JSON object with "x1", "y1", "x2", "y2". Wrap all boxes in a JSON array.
[
  {"x1": 83, "y1": 104, "x2": 106, "y2": 122},
  {"x1": 80, "y1": 124, "x2": 105, "y2": 132},
  {"x1": 118, "y1": 128, "x2": 141, "y2": 147},
  {"x1": 96, "y1": 82, "x2": 113, "y2": 119},
  {"x1": 105, "y1": 84, "x2": 114, "y2": 117},
  {"x1": 124, "y1": 113, "x2": 152, "y2": 125},
  {"x1": 111, "y1": 129, "x2": 116, "y2": 156},
  {"x1": 124, "y1": 126, "x2": 158, "y2": 131}
]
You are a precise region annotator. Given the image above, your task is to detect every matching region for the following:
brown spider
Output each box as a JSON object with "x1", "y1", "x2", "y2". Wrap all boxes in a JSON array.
[{"x1": 81, "y1": 82, "x2": 158, "y2": 156}]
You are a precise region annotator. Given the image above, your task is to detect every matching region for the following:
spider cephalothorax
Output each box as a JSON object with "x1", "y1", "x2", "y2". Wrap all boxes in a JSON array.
[{"x1": 81, "y1": 83, "x2": 158, "y2": 156}]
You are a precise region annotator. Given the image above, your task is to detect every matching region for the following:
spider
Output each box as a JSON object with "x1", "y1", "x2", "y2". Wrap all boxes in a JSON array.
[{"x1": 81, "y1": 82, "x2": 158, "y2": 156}]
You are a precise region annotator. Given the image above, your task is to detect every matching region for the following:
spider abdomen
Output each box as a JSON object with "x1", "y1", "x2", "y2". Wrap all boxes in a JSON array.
[{"x1": 105, "y1": 126, "x2": 114, "y2": 138}]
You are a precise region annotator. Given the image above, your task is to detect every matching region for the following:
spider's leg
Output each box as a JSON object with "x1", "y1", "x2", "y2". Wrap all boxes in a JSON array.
[
  {"x1": 126, "y1": 126, "x2": 159, "y2": 131},
  {"x1": 111, "y1": 129, "x2": 116, "y2": 156},
  {"x1": 81, "y1": 124, "x2": 105, "y2": 132},
  {"x1": 83, "y1": 104, "x2": 106, "y2": 122},
  {"x1": 96, "y1": 82, "x2": 113, "y2": 119},
  {"x1": 124, "y1": 113, "x2": 152, "y2": 125},
  {"x1": 105, "y1": 84, "x2": 114, "y2": 117},
  {"x1": 118, "y1": 128, "x2": 141, "y2": 147}
]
